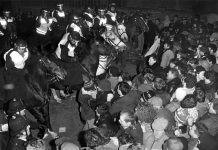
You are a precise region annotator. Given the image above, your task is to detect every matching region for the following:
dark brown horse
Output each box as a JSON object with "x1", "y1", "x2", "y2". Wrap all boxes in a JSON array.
[{"x1": 78, "y1": 37, "x2": 117, "y2": 80}]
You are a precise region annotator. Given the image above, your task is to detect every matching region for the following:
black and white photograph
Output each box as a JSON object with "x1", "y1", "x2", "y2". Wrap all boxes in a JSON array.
[{"x1": 0, "y1": 0, "x2": 218, "y2": 149}]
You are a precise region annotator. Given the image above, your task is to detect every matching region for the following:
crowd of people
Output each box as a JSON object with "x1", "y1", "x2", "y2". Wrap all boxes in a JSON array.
[{"x1": 1, "y1": 1, "x2": 218, "y2": 150}]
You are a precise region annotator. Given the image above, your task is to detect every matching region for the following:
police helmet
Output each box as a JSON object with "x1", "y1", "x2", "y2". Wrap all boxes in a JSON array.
[
  {"x1": 7, "y1": 98, "x2": 25, "y2": 116},
  {"x1": 109, "y1": 3, "x2": 116, "y2": 9},
  {"x1": 14, "y1": 39, "x2": 27, "y2": 49},
  {"x1": 9, "y1": 114, "x2": 29, "y2": 136}
]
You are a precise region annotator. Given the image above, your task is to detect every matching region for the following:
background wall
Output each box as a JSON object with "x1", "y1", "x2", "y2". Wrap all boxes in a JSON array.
[{"x1": 0, "y1": 0, "x2": 218, "y2": 14}]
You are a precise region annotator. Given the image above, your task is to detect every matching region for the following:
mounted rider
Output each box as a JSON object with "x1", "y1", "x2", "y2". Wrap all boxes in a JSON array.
[
  {"x1": 0, "y1": 9, "x2": 17, "y2": 51},
  {"x1": 3, "y1": 39, "x2": 29, "y2": 101},
  {"x1": 34, "y1": 8, "x2": 54, "y2": 51},
  {"x1": 93, "y1": 6, "x2": 108, "y2": 32},
  {"x1": 53, "y1": 30, "x2": 85, "y2": 93},
  {"x1": 55, "y1": 30, "x2": 82, "y2": 61},
  {"x1": 66, "y1": 14, "x2": 84, "y2": 39},
  {"x1": 106, "y1": 3, "x2": 117, "y2": 26},
  {"x1": 52, "y1": 2, "x2": 66, "y2": 24},
  {"x1": 51, "y1": 2, "x2": 67, "y2": 32},
  {"x1": 83, "y1": 6, "x2": 95, "y2": 29}
]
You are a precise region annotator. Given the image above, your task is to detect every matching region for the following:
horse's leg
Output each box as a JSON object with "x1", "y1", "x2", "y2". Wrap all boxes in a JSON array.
[{"x1": 137, "y1": 32, "x2": 144, "y2": 53}]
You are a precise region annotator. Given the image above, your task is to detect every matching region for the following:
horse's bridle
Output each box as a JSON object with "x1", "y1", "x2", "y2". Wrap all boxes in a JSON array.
[
  {"x1": 39, "y1": 58, "x2": 64, "y2": 83},
  {"x1": 105, "y1": 32, "x2": 123, "y2": 49}
]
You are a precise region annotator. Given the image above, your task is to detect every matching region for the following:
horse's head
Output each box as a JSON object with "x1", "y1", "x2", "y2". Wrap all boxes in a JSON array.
[
  {"x1": 39, "y1": 57, "x2": 67, "y2": 80},
  {"x1": 103, "y1": 30, "x2": 127, "y2": 51},
  {"x1": 116, "y1": 22, "x2": 128, "y2": 42}
]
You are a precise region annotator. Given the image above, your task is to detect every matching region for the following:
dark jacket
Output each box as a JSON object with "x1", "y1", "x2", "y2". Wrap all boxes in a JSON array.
[
  {"x1": 7, "y1": 138, "x2": 26, "y2": 150},
  {"x1": 109, "y1": 90, "x2": 141, "y2": 115},
  {"x1": 166, "y1": 77, "x2": 182, "y2": 96}
]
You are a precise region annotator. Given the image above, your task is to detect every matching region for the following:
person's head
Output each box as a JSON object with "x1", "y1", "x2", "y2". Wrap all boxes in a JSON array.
[
  {"x1": 119, "y1": 111, "x2": 136, "y2": 129},
  {"x1": 169, "y1": 59, "x2": 178, "y2": 68},
  {"x1": 85, "y1": 6, "x2": 93, "y2": 14},
  {"x1": 108, "y1": 66, "x2": 120, "y2": 77},
  {"x1": 118, "y1": 132, "x2": 136, "y2": 146},
  {"x1": 148, "y1": 54, "x2": 157, "y2": 66},
  {"x1": 195, "y1": 66, "x2": 206, "y2": 82},
  {"x1": 3, "y1": 9, "x2": 11, "y2": 18},
  {"x1": 68, "y1": 31, "x2": 81, "y2": 46},
  {"x1": 134, "y1": 102, "x2": 157, "y2": 123},
  {"x1": 194, "y1": 86, "x2": 205, "y2": 103},
  {"x1": 109, "y1": 3, "x2": 116, "y2": 12},
  {"x1": 155, "y1": 18, "x2": 160, "y2": 25},
  {"x1": 208, "y1": 44, "x2": 217, "y2": 54},
  {"x1": 84, "y1": 128, "x2": 109, "y2": 149},
  {"x1": 56, "y1": 3, "x2": 64, "y2": 11},
  {"x1": 167, "y1": 68, "x2": 179, "y2": 80},
  {"x1": 117, "y1": 82, "x2": 131, "y2": 97},
  {"x1": 9, "y1": 114, "x2": 30, "y2": 137},
  {"x1": 152, "y1": 117, "x2": 168, "y2": 139},
  {"x1": 98, "y1": 8, "x2": 106, "y2": 17},
  {"x1": 163, "y1": 137, "x2": 184, "y2": 150},
  {"x1": 148, "y1": 96, "x2": 163, "y2": 110},
  {"x1": 182, "y1": 74, "x2": 196, "y2": 89},
  {"x1": 204, "y1": 71, "x2": 216, "y2": 85},
  {"x1": 180, "y1": 94, "x2": 197, "y2": 109},
  {"x1": 41, "y1": 8, "x2": 49, "y2": 18},
  {"x1": 7, "y1": 98, "x2": 26, "y2": 116},
  {"x1": 141, "y1": 90, "x2": 156, "y2": 102},
  {"x1": 153, "y1": 78, "x2": 166, "y2": 91},
  {"x1": 95, "y1": 104, "x2": 109, "y2": 117},
  {"x1": 207, "y1": 55, "x2": 216, "y2": 65},
  {"x1": 14, "y1": 39, "x2": 28, "y2": 55},
  {"x1": 164, "y1": 41, "x2": 173, "y2": 50},
  {"x1": 71, "y1": 14, "x2": 80, "y2": 23}
]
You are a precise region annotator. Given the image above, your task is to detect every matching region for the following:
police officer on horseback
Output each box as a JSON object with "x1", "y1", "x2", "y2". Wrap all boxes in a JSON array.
[
  {"x1": 93, "y1": 6, "x2": 107, "y2": 31},
  {"x1": 83, "y1": 6, "x2": 94, "y2": 29},
  {"x1": 52, "y1": 2, "x2": 66, "y2": 24},
  {"x1": 3, "y1": 39, "x2": 29, "y2": 102},
  {"x1": 35, "y1": 8, "x2": 54, "y2": 52},
  {"x1": 66, "y1": 14, "x2": 84, "y2": 39},
  {"x1": 0, "y1": 9, "x2": 17, "y2": 51},
  {"x1": 56, "y1": 30, "x2": 82, "y2": 62},
  {"x1": 106, "y1": 3, "x2": 117, "y2": 26}
]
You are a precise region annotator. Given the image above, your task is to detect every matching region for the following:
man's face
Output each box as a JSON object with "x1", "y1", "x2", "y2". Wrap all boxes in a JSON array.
[
  {"x1": 148, "y1": 57, "x2": 156, "y2": 66},
  {"x1": 110, "y1": 6, "x2": 115, "y2": 12},
  {"x1": 167, "y1": 71, "x2": 175, "y2": 80},
  {"x1": 17, "y1": 46, "x2": 27, "y2": 55},
  {"x1": 69, "y1": 35, "x2": 79, "y2": 46}
]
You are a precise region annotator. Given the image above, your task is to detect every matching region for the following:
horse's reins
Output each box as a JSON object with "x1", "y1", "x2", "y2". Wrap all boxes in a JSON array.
[
  {"x1": 105, "y1": 33, "x2": 122, "y2": 49},
  {"x1": 39, "y1": 58, "x2": 63, "y2": 84}
]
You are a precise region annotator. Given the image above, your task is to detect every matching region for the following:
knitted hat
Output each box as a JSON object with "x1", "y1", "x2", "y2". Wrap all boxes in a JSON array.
[
  {"x1": 152, "y1": 117, "x2": 168, "y2": 131},
  {"x1": 84, "y1": 80, "x2": 95, "y2": 91},
  {"x1": 148, "y1": 96, "x2": 163, "y2": 108},
  {"x1": 98, "y1": 79, "x2": 111, "y2": 91}
]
